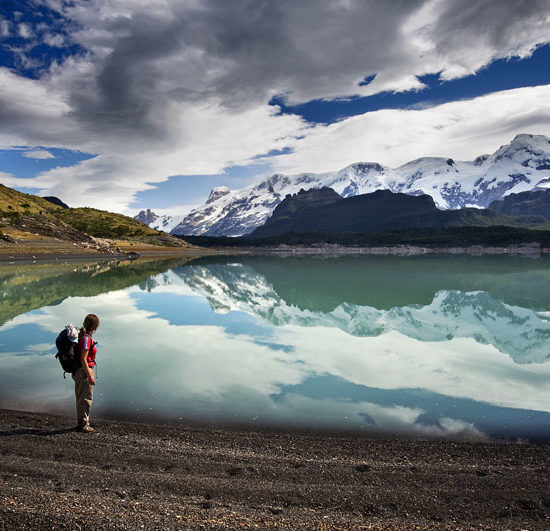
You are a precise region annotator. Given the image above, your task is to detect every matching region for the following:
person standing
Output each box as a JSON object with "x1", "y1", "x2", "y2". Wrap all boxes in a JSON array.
[{"x1": 73, "y1": 313, "x2": 99, "y2": 433}]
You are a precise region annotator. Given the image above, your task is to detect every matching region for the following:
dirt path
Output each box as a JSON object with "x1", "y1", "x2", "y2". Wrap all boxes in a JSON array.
[{"x1": 0, "y1": 408, "x2": 549, "y2": 530}]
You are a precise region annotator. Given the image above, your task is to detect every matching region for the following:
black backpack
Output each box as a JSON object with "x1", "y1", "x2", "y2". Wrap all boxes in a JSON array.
[{"x1": 55, "y1": 327, "x2": 80, "y2": 377}]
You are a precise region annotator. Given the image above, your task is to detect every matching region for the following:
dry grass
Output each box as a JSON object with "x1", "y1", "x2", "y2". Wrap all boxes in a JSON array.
[
  {"x1": 0, "y1": 184, "x2": 61, "y2": 217},
  {"x1": 0, "y1": 183, "x2": 190, "y2": 250}
]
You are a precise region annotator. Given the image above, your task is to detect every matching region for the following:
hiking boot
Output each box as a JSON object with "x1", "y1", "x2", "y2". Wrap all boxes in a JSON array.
[{"x1": 76, "y1": 425, "x2": 95, "y2": 433}]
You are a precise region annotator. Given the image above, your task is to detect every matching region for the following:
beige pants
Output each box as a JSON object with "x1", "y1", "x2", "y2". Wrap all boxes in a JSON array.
[{"x1": 72, "y1": 367, "x2": 94, "y2": 427}]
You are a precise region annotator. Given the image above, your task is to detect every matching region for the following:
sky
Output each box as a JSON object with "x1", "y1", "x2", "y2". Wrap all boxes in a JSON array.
[{"x1": 0, "y1": 0, "x2": 550, "y2": 216}]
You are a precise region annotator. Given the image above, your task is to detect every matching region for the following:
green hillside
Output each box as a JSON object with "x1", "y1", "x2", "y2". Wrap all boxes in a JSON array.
[
  {"x1": 53, "y1": 206, "x2": 182, "y2": 246},
  {"x1": 0, "y1": 184, "x2": 187, "y2": 248},
  {"x1": 490, "y1": 189, "x2": 550, "y2": 219},
  {"x1": 0, "y1": 183, "x2": 61, "y2": 217},
  {"x1": 250, "y1": 188, "x2": 550, "y2": 239}
]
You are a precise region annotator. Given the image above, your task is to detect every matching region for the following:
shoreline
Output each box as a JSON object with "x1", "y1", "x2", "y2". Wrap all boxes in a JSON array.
[
  {"x1": 0, "y1": 246, "x2": 251, "y2": 263},
  {"x1": 0, "y1": 242, "x2": 548, "y2": 262},
  {"x1": 1, "y1": 407, "x2": 549, "y2": 529},
  {"x1": 232, "y1": 242, "x2": 548, "y2": 257}
]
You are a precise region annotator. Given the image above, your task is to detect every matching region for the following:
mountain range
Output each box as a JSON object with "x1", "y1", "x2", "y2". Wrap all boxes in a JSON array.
[
  {"x1": 248, "y1": 187, "x2": 547, "y2": 239},
  {"x1": 135, "y1": 133, "x2": 550, "y2": 237},
  {"x1": 489, "y1": 188, "x2": 550, "y2": 218}
]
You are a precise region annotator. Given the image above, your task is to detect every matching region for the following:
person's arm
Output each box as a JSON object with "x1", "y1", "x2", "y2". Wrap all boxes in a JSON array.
[{"x1": 80, "y1": 344, "x2": 95, "y2": 386}]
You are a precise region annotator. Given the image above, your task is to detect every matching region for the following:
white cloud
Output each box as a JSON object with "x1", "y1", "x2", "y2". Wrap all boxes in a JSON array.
[
  {"x1": 0, "y1": 1, "x2": 549, "y2": 211},
  {"x1": 0, "y1": 170, "x2": 16, "y2": 184},
  {"x1": 0, "y1": 19, "x2": 11, "y2": 37},
  {"x1": 17, "y1": 23, "x2": 32, "y2": 39},
  {"x1": 43, "y1": 33, "x2": 65, "y2": 47},
  {"x1": 23, "y1": 149, "x2": 55, "y2": 160},
  {"x1": 0, "y1": 91, "x2": 308, "y2": 211},
  {"x1": 269, "y1": 84, "x2": 550, "y2": 172}
]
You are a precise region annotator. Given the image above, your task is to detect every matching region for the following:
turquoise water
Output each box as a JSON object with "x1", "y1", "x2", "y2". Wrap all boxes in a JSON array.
[{"x1": 1, "y1": 255, "x2": 550, "y2": 441}]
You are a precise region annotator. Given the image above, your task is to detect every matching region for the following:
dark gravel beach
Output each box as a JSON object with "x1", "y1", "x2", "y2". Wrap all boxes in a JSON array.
[{"x1": 0, "y1": 408, "x2": 549, "y2": 530}]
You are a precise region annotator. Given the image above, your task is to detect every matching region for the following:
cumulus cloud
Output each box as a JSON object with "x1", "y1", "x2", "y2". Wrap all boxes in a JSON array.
[
  {"x1": 0, "y1": 170, "x2": 16, "y2": 185},
  {"x1": 17, "y1": 23, "x2": 32, "y2": 39},
  {"x1": 23, "y1": 149, "x2": 55, "y2": 159},
  {"x1": 0, "y1": 0, "x2": 549, "y2": 211},
  {"x1": 43, "y1": 33, "x2": 65, "y2": 47},
  {"x1": 0, "y1": 20, "x2": 11, "y2": 37},
  {"x1": 52, "y1": 0, "x2": 550, "y2": 106}
]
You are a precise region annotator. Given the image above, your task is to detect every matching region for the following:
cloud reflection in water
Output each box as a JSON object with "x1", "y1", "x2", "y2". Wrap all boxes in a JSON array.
[{"x1": 1, "y1": 256, "x2": 550, "y2": 441}]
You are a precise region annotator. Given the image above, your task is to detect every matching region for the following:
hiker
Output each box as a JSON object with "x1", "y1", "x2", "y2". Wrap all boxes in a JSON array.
[{"x1": 72, "y1": 313, "x2": 100, "y2": 433}]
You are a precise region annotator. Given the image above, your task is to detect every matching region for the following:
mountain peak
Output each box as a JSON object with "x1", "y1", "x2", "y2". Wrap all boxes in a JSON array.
[
  {"x1": 510, "y1": 133, "x2": 549, "y2": 145},
  {"x1": 135, "y1": 209, "x2": 158, "y2": 225},
  {"x1": 264, "y1": 187, "x2": 342, "y2": 227},
  {"x1": 494, "y1": 133, "x2": 550, "y2": 165},
  {"x1": 206, "y1": 186, "x2": 230, "y2": 204},
  {"x1": 346, "y1": 162, "x2": 386, "y2": 173},
  {"x1": 249, "y1": 188, "x2": 460, "y2": 239},
  {"x1": 159, "y1": 133, "x2": 550, "y2": 236}
]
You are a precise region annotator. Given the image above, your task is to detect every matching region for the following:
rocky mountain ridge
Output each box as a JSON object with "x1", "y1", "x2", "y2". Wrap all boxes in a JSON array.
[
  {"x1": 489, "y1": 188, "x2": 550, "y2": 218},
  {"x1": 137, "y1": 134, "x2": 550, "y2": 236},
  {"x1": 249, "y1": 187, "x2": 546, "y2": 239},
  {"x1": 134, "y1": 208, "x2": 185, "y2": 233}
]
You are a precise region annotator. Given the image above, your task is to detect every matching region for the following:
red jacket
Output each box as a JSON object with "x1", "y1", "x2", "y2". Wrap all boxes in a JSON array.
[{"x1": 79, "y1": 334, "x2": 97, "y2": 368}]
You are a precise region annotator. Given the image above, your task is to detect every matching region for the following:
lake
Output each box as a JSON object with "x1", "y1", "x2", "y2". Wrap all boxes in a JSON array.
[{"x1": 1, "y1": 254, "x2": 550, "y2": 442}]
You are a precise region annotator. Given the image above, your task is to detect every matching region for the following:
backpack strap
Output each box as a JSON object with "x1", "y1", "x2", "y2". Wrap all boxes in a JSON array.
[{"x1": 79, "y1": 334, "x2": 98, "y2": 377}]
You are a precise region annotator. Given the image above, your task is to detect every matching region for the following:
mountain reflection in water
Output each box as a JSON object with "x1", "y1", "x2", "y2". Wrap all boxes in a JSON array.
[{"x1": 1, "y1": 254, "x2": 550, "y2": 441}]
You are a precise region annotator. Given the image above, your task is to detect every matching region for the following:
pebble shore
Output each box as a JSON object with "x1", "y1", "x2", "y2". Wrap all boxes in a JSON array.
[{"x1": 1, "y1": 408, "x2": 549, "y2": 529}]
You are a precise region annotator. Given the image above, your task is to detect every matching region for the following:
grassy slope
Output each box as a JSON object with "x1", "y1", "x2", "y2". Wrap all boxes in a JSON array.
[
  {"x1": 0, "y1": 184, "x2": 188, "y2": 248},
  {"x1": 53, "y1": 207, "x2": 186, "y2": 246},
  {"x1": 0, "y1": 184, "x2": 61, "y2": 217}
]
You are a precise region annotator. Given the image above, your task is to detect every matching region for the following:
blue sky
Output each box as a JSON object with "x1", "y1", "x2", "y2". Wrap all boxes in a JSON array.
[
  {"x1": 0, "y1": 147, "x2": 94, "y2": 195},
  {"x1": 0, "y1": 1, "x2": 549, "y2": 214},
  {"x1": 4, "y1": 43, "x2": 550, "y2": 209},
  {"x1": 0, "y1": 0, "x2": 84, "y2": 78},
  {"x1": 272, "y1": 44, "x2": 550, "y2": 125}
]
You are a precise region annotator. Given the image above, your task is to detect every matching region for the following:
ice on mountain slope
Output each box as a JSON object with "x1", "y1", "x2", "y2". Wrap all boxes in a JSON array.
[
  {"x1": 395, "y1": 134, "x2": 550, "y2": 208},
  {"x1": 180, "y1": 134, "x2": 550, "y2": 236},
  {"x1": 170, "y1": 165, "x2": 399, "y2": 236},
  {"x1": 151, "y1": 215, "x2": 186, "y2": 233},
  {"x1": 147, "y1": 262, "x2": 550, "y2": 365},
  {"x1": 134, "y1": 208, "x2": 185, "y2": 233},
  {"x1": 138, "y1": 134, "x2": 550, "y2": 236}
]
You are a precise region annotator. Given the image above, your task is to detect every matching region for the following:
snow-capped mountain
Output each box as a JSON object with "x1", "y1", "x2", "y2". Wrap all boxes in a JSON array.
[
  {"x1": 206, "y1": 186, "x2": 231, "y2": 203},
  {"x1": 134, "y1": 134, "x2": 550, "y2": 236},
  {"x1": 134, "y1": 208, "x2": 184, "y2": 233},
  {"x1": 164, "y1": 134, "x2": 550, "y2": 236},
  {"x1": 135, "y1": 187, "x2": 231, "y2": 232},
  {"x1": 134, "y1": 208, "x2": 159, "y2": 225}
]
